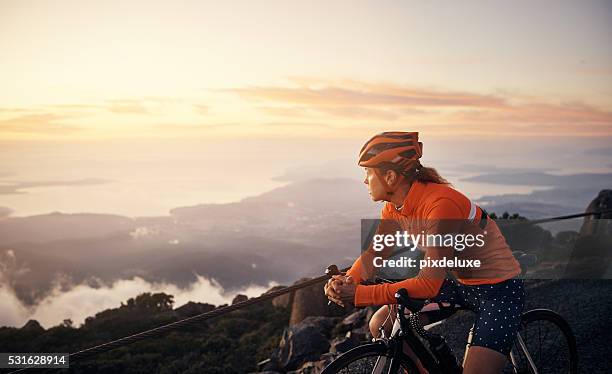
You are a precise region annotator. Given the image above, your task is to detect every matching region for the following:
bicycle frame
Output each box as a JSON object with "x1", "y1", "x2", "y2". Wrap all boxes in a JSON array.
[
  {"x1": 509, "y1": 331, "x2": 539, "y2": 374},
  {"x1": 370, "y1": 304, "x2": 460, "y2": 374}
]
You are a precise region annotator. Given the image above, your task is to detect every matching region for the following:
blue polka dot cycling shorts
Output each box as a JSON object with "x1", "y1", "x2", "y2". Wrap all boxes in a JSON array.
[{"x1": 426, "y1": 277, "x2": 526, "y2": 355}]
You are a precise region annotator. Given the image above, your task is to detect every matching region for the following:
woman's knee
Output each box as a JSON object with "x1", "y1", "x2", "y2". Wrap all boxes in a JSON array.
[{"x1": 369, "y1": 305, "x2": 393, "y2": 338}]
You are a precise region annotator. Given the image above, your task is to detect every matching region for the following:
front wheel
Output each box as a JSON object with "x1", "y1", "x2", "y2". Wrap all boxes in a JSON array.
[
  {"x1": 506, "y1": 309, "x2": 578, "y2": 374},
  {"x1": 321, "y1": 342, "x2": 420, "y2": 374}
]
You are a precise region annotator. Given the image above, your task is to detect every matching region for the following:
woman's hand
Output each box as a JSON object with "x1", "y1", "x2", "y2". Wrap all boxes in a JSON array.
[
  {"x1": 333, "y1": 275, "x2": 357, "y2": 306},
  {"x1": 323, "y1": 275, "x2": 344, "y2": 306},
  {"x1": 324, "y1": 275, "x2": 356, "y2": 307}
]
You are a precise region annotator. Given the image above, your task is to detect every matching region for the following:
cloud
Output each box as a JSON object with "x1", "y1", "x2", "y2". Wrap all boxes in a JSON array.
[
  {"x1": 0, "y1": 276, "x2": 277, "y2": 328},
  {"x1": 142, "y1": 96, "x2": 185, "y2": 104},
  {"x1": 0, "y1": 107, "x2": 35, "y2": 114},
  {"x1": 47, "y1": 104, "x2": 104, "y2": 110},
  {"x1": 193, "y1": 104, "x2": 209, "y2": 115},
  {"x1": 0, "y1": 178, "x2": 112, "y2": 195},
  {"x1": 106, "y1": 100, "x2": 149, "y2": 114},
  {"x1": 258, "y1": 106, "x2": 315, "y2": 118},
  {"x1": 259, "y1": 121, "x2": 332, "y2": 129},
  {"x1": 153, "y1": 122, "x2": 241, "y2": 134},
  {"x1": 451, "y1": 102, "x2": 612, "y2": 126},
  {"x1": 0, "y1": 206, "x2": 13, "y2": 218},
  {"x1": 230, "y1": 79, "x2": 612, "y2": 136},
  {"x1": 0, "y1": 113, "x2": 83, "y2": 134},
  {"x1": 230, "y1": 84, "x2": 505, "y2": 108},
  {"x1": 584, "y1": 147, "x2": 612, "y2": 157},
  {"x1": 261, "y1": 106, "x2": 399, "y2": 121},
  {"x1": 0, "y1": 285, "x2": 29, "y2": 327}
]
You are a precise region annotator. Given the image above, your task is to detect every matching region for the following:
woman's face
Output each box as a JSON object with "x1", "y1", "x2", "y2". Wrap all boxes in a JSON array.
[{"x1": 363, "y1": 167, "x2": 387, "y2": 201}]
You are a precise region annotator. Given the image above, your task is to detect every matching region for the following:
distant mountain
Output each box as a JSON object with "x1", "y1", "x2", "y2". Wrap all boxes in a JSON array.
[
  {"x1": 482, "y1": 201, "x2": 576, "y2": 219},
  {"x1": 470, "y1": 171, "x2": 610, "y2": 221},
  {"x1": 1, "y1": 175, "x2": 608, "y2": 315},
  {"x1": 463, "y1": 172, "x2": 612, "y2": 187},
  {"x1": 170, "y1": 178, "x2": 376, "y2": 221},
  {"x1": 476, "y1": 186, "x2": 604, "y2": 219},
  {"x1": 0, "y1": 212, "x2": 135, "y2": 244},
  {"x1": 169, "y1": 178, "x2": 378, "y2": 248},
  {"x1": 1, "y1": 179, "x2": 378, "y2": 307}
]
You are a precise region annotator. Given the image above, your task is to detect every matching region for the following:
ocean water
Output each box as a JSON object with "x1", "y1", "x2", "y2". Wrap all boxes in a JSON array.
[
  {"x1": 1, "y1": 138, "x2": 609, "y2": 218},
  {"x1": 0, "y1": 168, "x2": 551, "y2": 218}
]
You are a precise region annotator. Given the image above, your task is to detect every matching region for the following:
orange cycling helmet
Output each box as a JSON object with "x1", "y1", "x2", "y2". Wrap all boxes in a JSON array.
[
  {"x1": 358, "y1": 131, "x2": 423, "y2": 169},
  {"x1": 358, "y1": 131, "x2": 423, "y2": 195}
]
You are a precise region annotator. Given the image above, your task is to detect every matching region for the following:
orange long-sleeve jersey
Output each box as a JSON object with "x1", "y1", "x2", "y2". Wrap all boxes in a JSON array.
[{"x1": 347, "y1": 181, "x2": 521, "y2": 307}]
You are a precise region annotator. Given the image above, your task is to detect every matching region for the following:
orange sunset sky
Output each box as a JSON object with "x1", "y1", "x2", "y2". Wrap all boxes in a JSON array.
[
  {"x1": 1, "y1": 0, "x2": 611, "y2": 140},
  {"x1": 1, "y1": 0, "x2": 612, "y2": 216}
]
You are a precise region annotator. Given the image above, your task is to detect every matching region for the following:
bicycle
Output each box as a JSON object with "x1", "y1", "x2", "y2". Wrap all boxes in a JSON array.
[{"x1": 322, "y1": 269, "x2": 578, "y2": 374}]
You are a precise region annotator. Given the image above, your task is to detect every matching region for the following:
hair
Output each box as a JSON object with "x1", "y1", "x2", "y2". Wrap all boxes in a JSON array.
[{"x1": 378, "y1": 160, "x2": 450, "y2": 186}]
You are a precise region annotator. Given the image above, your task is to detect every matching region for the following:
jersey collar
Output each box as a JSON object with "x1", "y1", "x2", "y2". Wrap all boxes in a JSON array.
[{"x1": 398, "y1": 181, "x2": 426, "y2": 216}]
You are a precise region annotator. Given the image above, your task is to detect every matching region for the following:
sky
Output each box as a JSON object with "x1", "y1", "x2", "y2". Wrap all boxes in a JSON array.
[
  {"x1": 1, "y1": 0, "x2": 611, "y2": 216},
  {"x1": 0, "y1": 0, "x2": 611, "y2": 327}
]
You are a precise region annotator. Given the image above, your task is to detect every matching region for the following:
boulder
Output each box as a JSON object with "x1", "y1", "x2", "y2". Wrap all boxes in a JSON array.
[
  {"x1": 174, "y1": 301, "x2": 215, "y2": 318},
  {"x1": 232, "y1": 294, "x2": 248, "y2": 304},
  {"x1": 564, "y1": 190, "x2": 612, "y2": 278},
  {"x1": 349, "y1": 325, "x2": 370, "y2": 342},
  {"x1": 21, "y1": 319, "x2": 44, "y2": 332},
  {"x1": 580, "y1": 189, "x2": 612, "y2": 235},
  {"x1": 301, "y1": 316, "x2": 338, "y2": 331},
  {"x1": 330, "y1": 333, "x2": 359, "y2": 353},
  {"x1": 272, "y1": 316, "x2": 337, "y2": 371},
  {"x1": 289, "y1": 277, "x2": 330, "y2": 325},
  {"x1": 275, "y1": 325, "x2": 328, "y2": 371},
  {"x1": 365, "y1": 306, "x2": 376, "y2": 324},
  {"x1": 288, "y1": 361, "x2": 318, "y2": 374},
  {"x1": 264, "y1": 285, "x2": 294, "y2": 309},
  {"x1": 315, "y1": 353, "x2": 339, "y2": 371},
  {"x1": 342, "y1": 308, "x2": 367, "y2": 327}
]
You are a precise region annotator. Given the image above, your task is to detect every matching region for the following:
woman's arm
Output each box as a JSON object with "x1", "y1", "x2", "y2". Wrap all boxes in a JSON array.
[
  {"x1": 353, "y1": 245, "x2": 452, "y2": 306},
  {"x1": 351, "y1": 198, "x2": 464, "y2": 306},
  {"x1": 345, "y1": 215, "x2": 403, "y2": 284}
]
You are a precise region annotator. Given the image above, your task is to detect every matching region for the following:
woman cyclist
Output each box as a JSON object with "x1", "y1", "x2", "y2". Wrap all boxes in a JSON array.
[{"x1": 324, "y1": 131, "x2": 525, "y2": 374}]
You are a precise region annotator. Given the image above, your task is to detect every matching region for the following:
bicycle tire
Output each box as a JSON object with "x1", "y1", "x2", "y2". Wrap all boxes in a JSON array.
[
  {"x1": 321, "y1": 342, "x2": 420, "y2": 374},
  {"x1": 508, "y1": 308, "x2": 578, "y2": 374}
]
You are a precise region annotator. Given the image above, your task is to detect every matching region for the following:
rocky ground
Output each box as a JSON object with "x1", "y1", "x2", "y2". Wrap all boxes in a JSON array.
[{"x1": 252, "y1": 279, "x2": 612, "y2": 373}]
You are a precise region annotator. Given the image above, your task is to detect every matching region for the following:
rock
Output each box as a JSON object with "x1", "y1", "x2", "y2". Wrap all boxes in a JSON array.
[
  {"x1": 21, "y1": 320, "x2": 44, "y2": 332},
  {"x1": 274, "y1": 316, "x2": 336, "y2": 371},
  {"x1": 232, "y1": 294, "x2": 248, "y2": 304},
  {"x1": 553, "y1": 231, "x2": 579, "y2": 247},
  {"x1": 342, "y1": 309, "x2": 366, "y2": 327},
  {"x1": 290, "y1": 277, "x2": 330, "y2": 325},
  {"x1": 258, "y1": 356, "x2": 282, "y2": 373},
  {"x1": 288, "y1": 360, "x2": 318, "y2": 374},
  {"x1": 349, "y1": 325, "x2": 370, "y2": 342},
  {"x1": 255, "y1": 358, "x2": 272, "y2": 372},
  {"x1": 365, "y1": 306, "x2": 376, "y2": 324},
  {"x1": 301, "y1": 316, "x2": 338, "y2": 332},
  {"x1": 316, "y1": 353, "x2": 339, "y2": 371},
  {"x1": 330, "y1": 334, "x2": 359, "y2": 353},
  {"x1": 174, "y1": 301, "x2": 215, "y2": 318},
  {"x1": 564, "y1": 190, "x2": 612, "y2": 278},
  {"x1": 265, "y1": 285, "x2": 294, "y2": 309},
  {"x1": 580, "y1": 189, "x2": 612, "y2": 235}
]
